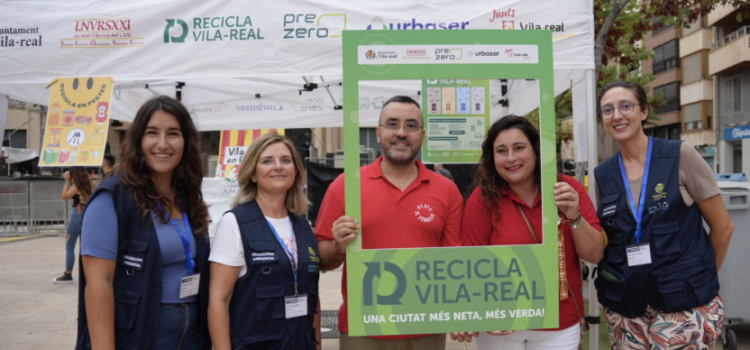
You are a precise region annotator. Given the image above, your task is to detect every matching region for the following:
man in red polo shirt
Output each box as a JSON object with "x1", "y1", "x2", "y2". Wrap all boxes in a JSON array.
[{"x1": 315, "y1": 95, "x2": 463, "y2": 350}]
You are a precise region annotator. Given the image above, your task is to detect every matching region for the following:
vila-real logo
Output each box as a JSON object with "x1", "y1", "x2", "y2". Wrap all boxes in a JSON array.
[
  {"x1": 1, "y1": 27, "x2": 42, "y2": 48},
  {"x1": 60, "y1": 18, "x2": 145, "y2": 49},
  {"x1": 164, "y1": 15, "x2": 263, "y2": 43},
  {"x1": 283, "y1": 13, "x2": 346, "y2": 39}
]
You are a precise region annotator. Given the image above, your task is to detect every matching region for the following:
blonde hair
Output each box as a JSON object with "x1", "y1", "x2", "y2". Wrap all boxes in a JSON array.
[{"x1": 231, "y1": 132, "x2": 310, "y2": 215}]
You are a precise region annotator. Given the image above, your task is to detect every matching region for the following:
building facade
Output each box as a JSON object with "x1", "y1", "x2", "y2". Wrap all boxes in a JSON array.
[{"x1": 709, "y1": 4, "x2": 750, "y2": 175}]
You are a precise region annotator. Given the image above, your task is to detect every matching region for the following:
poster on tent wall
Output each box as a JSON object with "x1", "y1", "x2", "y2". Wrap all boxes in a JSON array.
[
  {"x1": 342, "y1": 30, "x2": 557, "y2": 336},
  {"x1": 215, "y1": 129, "x2": 284, "y2": 178},
  {"x1": 38, "y1": 77, "x2": 112, "y2": 167},
  {"x1": 422, "y1": 79, "x2": 490, "y2": 163}
]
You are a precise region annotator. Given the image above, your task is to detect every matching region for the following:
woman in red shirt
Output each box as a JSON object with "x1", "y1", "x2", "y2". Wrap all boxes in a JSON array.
[{"x1": 454, "y1": 115, "x2": 605, "y2": 350}]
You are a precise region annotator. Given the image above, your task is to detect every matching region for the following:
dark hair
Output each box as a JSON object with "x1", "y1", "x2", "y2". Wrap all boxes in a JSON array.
[
  {"x1": 474, "y1": 115, "x2": 541, "y2": 222},
  {"x1": 102, "y1": 154, "x2": 115, "y2": 168},
  {"x1": 69, "y1": 167, "x2": 92, "y2": 199},
  {"x1": 598, "y1": 81, "x2": 649, "y2": 126},
  {"x1": 118, "y1": 95, "x2": 209, "y2": 236},
  {"x1": 380, "y1": 95, "x2": 422, "y2": 121}
]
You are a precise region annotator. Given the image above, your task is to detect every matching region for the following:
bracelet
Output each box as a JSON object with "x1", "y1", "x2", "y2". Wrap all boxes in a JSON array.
[
  {"x1": 564, "y1": 210, "x2": 582, "y2": 223},
  {"x1": 334, "y1": 242, "x2": 346, "y2": 256},
  {"x1": 569, "y1": 215, "x2": 585, "y2": 229},
  {"x1": 65, "y1": 182, "x2": 72, "y2": 186}
]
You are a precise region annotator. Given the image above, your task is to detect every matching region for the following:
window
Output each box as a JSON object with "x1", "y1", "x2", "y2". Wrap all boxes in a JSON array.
[
  {"x1": 653, "y1": 82, "x2": 680, "y2": 114},
  {"x1": 684, "y1": 103, "x2": 702, "y2": 130},
  {"x1": 724, "y1": 76, "x2": 742, "y2": 114},
  {"x1": 653, "y1": 40, "x2": 679, "y2": 74},
  {"x1": 682, "y1": 53, "x2": 703, "y2": 84}
]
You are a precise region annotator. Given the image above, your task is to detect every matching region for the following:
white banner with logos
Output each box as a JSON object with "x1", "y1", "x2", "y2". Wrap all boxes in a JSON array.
[
  {"x1": 0, "y1": 0, "x2": 593, "y2": 129},
  {"x1": 0, "y1": 94, "x2": 7, "y2": 147}
]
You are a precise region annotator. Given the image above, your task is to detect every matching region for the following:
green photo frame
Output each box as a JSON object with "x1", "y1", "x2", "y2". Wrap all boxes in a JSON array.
[{"x1": 342, "y1": 30, "x2": 557, "y2": 336}]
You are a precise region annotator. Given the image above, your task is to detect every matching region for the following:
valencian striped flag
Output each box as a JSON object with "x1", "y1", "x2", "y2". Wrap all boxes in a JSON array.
[{"x1": 216, "y1": 129, "x2": 284, "y2": 178}]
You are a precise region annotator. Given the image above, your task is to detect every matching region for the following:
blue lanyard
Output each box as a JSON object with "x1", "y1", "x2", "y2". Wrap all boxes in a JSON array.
[
  {"x1": 157, "y1": 203, "x2": 195, "y2": 274},
  {"x1": 618, "y1": 136, "x2": 652, "y2": 245},
  {"x1": 266, "y1": 218, "x2": 299, "y2": 295}
]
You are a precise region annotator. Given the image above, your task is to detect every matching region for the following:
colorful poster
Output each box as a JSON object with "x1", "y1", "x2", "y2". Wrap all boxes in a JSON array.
[
  {"x1": 422, "y1": 79, "x2": 490, "y2": 163},
  {"x1": 342, "y1": 30, "x2": 557, "y2": 336},
  {"x1": 39, "y1": 77, "x2": 113, "y2": 167},
  {"x1": 215, "y1": 129, "x2": 284, "y2": 178}
]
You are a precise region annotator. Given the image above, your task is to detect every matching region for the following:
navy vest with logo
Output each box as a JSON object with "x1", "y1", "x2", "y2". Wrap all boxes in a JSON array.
[
  {"x1": 594, "y1": 138, "x2": 719, "y2": 318},
  {"x1": 75, "y1": 176, "x2": 211, "y2": 350},
  {"x1": 228, "y1": 200, "x2": 320, "y2": 350}
]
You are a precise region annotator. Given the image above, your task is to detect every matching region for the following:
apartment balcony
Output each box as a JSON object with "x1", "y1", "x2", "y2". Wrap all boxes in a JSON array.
[
  {"x1": 682, "y1": 129, "x2": 716, "y2": 147},
  {"x1": 680, "y1": 79, "x2": 713, "y2": 105},
  {"x1": 709, "y1": 26, "x2": 750, "y2": 75},
  {"x1": 680, "y1": 28, "x2": 712, "y2": 57},
  {"x1": 708, "y1": 4, "x2": 739, "y2": 27}
]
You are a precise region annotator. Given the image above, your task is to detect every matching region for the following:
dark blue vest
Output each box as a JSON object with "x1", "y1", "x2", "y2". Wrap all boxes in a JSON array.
[
  {"x1": 228, "y1": 200, "x2": 320, "y2": 350},
  {"x1": 594, "y1": 138, "x2": 719, "y2": 318},
  {"x1": 75, "y1": 176, "x2": 211, "y2": 350}
]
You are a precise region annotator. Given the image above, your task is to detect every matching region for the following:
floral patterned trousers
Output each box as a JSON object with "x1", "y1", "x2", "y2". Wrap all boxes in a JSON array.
[{"x1": 604, "y1": 296, "x2": 724, "y2": 350}]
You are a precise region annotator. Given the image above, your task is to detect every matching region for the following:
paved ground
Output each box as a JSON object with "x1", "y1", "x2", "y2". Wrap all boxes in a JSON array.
[{"x1": 0, "y1": 236, "x2": 746, "y2": 350}]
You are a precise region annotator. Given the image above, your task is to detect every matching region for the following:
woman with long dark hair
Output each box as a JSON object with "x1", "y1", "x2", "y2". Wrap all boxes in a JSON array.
[
  {"x1": 453, "y1": 115, "x2": 605, "y2": 349},
  {"x1": 594, "y1": 81, "x2": 733, "y2": 349},
  {"x1": 53, "y1": 166, "x2": 92, "y2": 283},
  {"x1": 75, "y1": 95, "x2": 211, "y2": 350}
]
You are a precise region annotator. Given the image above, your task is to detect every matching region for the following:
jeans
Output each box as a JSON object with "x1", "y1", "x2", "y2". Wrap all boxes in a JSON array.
[
  {"x1": 155, "y1": 302, "x2": 201, "y2": 350},
  {"x1": 65, "y1": 208, "x2": 83, "y2": 272}
]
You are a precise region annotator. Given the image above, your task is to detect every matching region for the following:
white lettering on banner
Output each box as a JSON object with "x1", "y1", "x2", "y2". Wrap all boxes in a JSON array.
[
  {"x1": 732, "y1": 128, "x2": 750, "y2": 140},
  {"x1": 362, "y1": 308, "x2": 545, "y2": 324},
  {"x1": 359, "y1": 45, "x2": 538, "y2": 65}
]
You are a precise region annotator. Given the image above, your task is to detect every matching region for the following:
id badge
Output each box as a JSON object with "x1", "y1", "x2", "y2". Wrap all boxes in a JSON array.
[
  {"x1": 284, "y1": 294, "x2": 308, "y2": 319},
  {"x1": 626, "y1": 243, "x2": 652, "y2": 267},
  {"x1": 179, "y1": 273, "x2": 200, "y2": 298}
]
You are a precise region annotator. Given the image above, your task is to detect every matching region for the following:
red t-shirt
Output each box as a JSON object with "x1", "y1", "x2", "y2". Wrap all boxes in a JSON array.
[
  {"x1": 315, "y1": 157, "x2": 463, "y2": 339},
  {"x1": 462, "y1": 175, "x2": 602, "y2": 331}
]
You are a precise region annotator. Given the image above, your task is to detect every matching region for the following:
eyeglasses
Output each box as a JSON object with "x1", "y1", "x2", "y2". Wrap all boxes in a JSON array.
[
  {"x1": 599, "y1": 100, "x2": 640, "y2": 119},
  {"x1": 379, "y1": 120, "x2": 422, "y2": 133}
]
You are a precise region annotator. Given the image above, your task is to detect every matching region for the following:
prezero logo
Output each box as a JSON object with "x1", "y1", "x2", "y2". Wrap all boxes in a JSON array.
[
  {"x1": 366, "y1": 17, "x2": 470, "y2": 30},
  {"x1": 283, "y1": 13, "x2": 346, "y2": 39}
]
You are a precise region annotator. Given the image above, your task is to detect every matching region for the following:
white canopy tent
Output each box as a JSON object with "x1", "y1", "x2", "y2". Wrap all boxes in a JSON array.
[
  {"x1": 1, "y1": 2, "x2": 601, "y2": 345},
  {"x1": 0, "y1": 0, "x2": 596, "y2": 129}
]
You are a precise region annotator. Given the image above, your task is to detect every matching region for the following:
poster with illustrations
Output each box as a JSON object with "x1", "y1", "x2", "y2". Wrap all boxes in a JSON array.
[{"x1": 39, "y1": 77, "x2": 113, "y2": 167}]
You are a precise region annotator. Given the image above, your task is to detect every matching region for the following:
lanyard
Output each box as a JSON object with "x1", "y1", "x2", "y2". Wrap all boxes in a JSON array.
[
  {"x1": 618, "y1": 136, "x2": 652, "y2": 245},
  {"x1": 157, "y1": 203, "x2": 195, "y2": 274},
  {"x1": 266, "y1": 218, "x2": 299, "y2": 296}
]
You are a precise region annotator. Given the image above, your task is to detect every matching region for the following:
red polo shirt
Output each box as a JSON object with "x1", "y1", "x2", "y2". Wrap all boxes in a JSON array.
[
  {"x1": 462, "y1": 174, "x2": 602, "y2": 331},
  {"x1": 315, "y1": 157, "x2": 463, "y2": 339}
]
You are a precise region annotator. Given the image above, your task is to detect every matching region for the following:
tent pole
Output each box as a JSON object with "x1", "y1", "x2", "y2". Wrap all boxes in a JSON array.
[
  {"x1": 319, "y1": 76, "x2": 340, "y2": 108},
  {"x1": 585, "y1": 68, "x2": 600, "y2": 350}
]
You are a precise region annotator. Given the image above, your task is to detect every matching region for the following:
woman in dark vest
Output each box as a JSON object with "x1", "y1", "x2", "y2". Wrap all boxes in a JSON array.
[
  {"x1": 595, "y1": 81, "x2": 734, "y2": 349},
  {"x1": 76, "y1": 95, "x2": 211, "y2": 350},
  {"x1": 208, "y1": 132, "x2": 319, "y2": 350}
]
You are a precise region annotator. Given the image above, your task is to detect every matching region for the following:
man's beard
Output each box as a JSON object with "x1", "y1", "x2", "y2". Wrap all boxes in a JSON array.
[{"x1": 382, "y1": 138, "x2": 419, "y2": 166}]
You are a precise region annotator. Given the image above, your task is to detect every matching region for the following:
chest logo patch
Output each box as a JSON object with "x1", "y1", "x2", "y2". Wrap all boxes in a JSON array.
[{"x1": 414, "y1": 204, "x2": 435, "y2": 223}]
